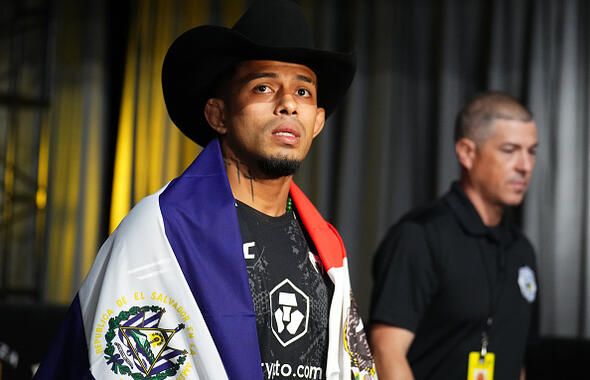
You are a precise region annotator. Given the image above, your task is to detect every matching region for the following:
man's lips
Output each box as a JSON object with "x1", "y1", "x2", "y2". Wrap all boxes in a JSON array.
[
  {"x1": 271, "y1": 123, "x2": 301, "y2": 144},
  {"x1": 275, "y1": 131, "x2": 297, "y2": 138},
  {"x1": 508, "y1": 180, "x2": 528, "y2": 191}
]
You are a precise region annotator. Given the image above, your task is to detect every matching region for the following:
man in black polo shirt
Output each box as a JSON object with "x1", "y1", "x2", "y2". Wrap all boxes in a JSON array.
[{"x1": 370, "y1": 92, "x2": 539, "y2": 380}]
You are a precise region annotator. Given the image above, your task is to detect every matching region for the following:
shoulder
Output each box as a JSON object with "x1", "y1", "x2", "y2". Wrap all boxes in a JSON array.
[
  {"x1": 79, "y1": 186, "x2": 173, "y2": 311},
  {"x1": 373, "y1": 196, "x2": 458, "y2": 274},
  {"x1": 112, "y1": 188, "x2": 167, "y2": 241},
  {"x1": 383, "y1": 195, "x2": 454, "y2": 243},
  {"x1": 96, "y1": 184, "x2": 171, "y2": 264},
  {"x1": 402, "y1": 195, "x2": 454, "y2": 227},
  {"x1": 290, "y1": 182, "x2": 346, "y2": 268}
]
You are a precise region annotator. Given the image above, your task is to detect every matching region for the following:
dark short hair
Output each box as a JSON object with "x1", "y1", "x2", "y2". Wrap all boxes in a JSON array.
[{"x1": 454, "y1": 91, "x2": 533, "y2": 144}]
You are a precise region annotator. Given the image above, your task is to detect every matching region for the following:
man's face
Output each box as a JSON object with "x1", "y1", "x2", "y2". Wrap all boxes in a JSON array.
[
  {"x1": 468, "y1": 119, "x2": 538, "y2": 207},
  {"x1": 215, "y1": 60, "x2": 325, "y2": 178}
]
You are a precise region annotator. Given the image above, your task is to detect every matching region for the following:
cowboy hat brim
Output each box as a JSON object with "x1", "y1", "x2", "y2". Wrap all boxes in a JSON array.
[{"x1": 162, "y1": 25, "x2": 356, "y2": 146}]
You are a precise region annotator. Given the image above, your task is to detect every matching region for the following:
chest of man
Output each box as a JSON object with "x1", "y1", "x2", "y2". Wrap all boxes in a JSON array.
[
  {"x1": 425, "y1": 229, "x2": 534, "y2": 324},
  {"x1": 236, "y1": 202, "x2": 333, "y2": 380}
]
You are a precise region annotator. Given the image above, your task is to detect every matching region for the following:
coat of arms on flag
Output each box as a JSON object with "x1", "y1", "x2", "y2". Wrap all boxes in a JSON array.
[{"x1": 104, "y1": 305, "x2": 188, "y2": 379}]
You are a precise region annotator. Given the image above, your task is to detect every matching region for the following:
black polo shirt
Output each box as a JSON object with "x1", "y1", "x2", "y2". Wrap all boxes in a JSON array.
[{"x1": 370, "y1": 182, "x2": 538, "y2": 380}]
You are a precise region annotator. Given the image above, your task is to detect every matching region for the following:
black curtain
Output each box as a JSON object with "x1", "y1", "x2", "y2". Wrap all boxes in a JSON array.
[{"x1": 295, "y1": 0, "x2": 590, "y2": 339}]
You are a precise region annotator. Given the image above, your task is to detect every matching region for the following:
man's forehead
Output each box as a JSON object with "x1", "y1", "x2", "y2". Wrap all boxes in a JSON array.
[
  {"x1": 233, "y1": 60, "x2": 317, "y2": 83},
  {"x1": 489, "y1": 119, "x2": 537, "y2": 142},
  {"x1": 491, "y1": 118, "x2": 537, "y2": 132}
]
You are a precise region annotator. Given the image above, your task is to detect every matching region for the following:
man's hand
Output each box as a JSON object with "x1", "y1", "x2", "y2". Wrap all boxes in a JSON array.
[{"x1": 370, "y1": 323, "x2": 415, "y2": 380}]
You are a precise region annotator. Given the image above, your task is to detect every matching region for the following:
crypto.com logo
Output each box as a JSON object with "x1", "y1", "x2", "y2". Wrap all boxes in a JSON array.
[{"x1": 270, "y1": 279, "x2": 309, "y2": 347}]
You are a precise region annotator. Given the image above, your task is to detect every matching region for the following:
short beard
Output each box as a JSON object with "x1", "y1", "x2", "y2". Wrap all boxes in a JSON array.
[{"x1": 257, "y1": 156, "x2": 301, "y2": 179}]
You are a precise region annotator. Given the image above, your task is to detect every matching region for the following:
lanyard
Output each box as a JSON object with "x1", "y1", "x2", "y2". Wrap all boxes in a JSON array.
[{"x1": 476, "y1": 239, "x2": 506, "y2": 359}]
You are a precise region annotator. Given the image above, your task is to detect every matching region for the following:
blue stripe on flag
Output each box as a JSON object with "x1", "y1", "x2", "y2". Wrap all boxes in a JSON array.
[
  {"x1": 123, "y1": 310, "x2": 145, "y2": 327},
  {"x1": 159, "y1": 138, "x2": 262, "y2": 380},
  {"x1": 142, "y1": 310, "x2": 162, "y2": 327},
  {"x1": 33, "y1": 294, "x2": 95, "y2": 379},
  {"x1": 151, "y1": 347, "x2": 184, "y2": 374}
]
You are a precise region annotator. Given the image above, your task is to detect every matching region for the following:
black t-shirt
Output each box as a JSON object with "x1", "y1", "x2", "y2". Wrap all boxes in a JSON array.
[
  {"x1": 370, "y1": 182, "x2": 539, "y2": 380},
  {"x1": 236, "y1": 201, "x2": 334, "y2": 380}
]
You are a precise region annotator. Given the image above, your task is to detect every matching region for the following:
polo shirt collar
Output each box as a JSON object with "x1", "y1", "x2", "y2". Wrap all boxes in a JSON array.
[{"x1": 444, "y1": 181, "x2": 514, "y2": 246}]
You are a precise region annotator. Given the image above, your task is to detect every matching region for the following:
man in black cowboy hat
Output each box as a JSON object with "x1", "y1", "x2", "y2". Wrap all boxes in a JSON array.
[{"x1": 35, "y1": 1, "x2": 376, "y2": 379}]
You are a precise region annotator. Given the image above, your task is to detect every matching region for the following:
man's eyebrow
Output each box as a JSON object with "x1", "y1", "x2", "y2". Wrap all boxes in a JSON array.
[
  {"x1": 500, "y1": 142, "x2": 539, "y2": 148},
  {"x1": 245, "y1": 72, "x2": 278, "y2": 82},
  {"x1": 295, "y1": 74, "x2": 314, "y2": 84},
  {"x1": 244, "y1": 72, "x2": 315, "y2": 85}
]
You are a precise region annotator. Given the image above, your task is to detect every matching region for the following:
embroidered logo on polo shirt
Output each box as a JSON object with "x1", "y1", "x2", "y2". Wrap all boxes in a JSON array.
[
  {"x1": 517, "y1": 266, "x2": 537, "y2": 303},
  {"x1": 270, "y1": 279, "x2": 309, "y2": 347}
]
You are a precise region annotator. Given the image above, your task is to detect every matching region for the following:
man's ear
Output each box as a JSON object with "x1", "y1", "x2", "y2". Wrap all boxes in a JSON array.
[
  {"x1": 312, "y1": 107, "x2": 326, "y2": 138},
  {"x1": 204, "y1": 98, "x2": 228, "y2": 135},
  {"x1": 455, "y1": 137, "x2": 477, "y2": 170}
]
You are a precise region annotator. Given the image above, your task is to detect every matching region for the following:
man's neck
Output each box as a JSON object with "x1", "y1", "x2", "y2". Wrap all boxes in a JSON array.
[
  {"x1": 459, "y1": 179, "x2": 504, "y2": 227},
  {"x1": 224, "y1": 155, "x2": 292, "y2": 217}
]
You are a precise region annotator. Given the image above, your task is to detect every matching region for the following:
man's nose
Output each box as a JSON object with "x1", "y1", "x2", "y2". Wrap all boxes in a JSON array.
[
  {"x1": 275, "y1": 92, "x2": 298, "y2": 116},
  {"x1": 516, "y1": 151, "x2": 534, "y2": 173}
]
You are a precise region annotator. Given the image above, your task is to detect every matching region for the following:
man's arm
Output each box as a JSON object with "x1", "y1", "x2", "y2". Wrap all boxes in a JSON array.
[
  {"x1": 370, "y1": 221, "x2": 439, "y2": 379},
  {"x1": 370, "y1": 323, "x2": 415, "y2": 380}
]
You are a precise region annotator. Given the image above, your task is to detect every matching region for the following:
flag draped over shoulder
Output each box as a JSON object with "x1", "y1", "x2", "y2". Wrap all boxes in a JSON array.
[{"x1": 34, "y1": 139, "x2": 376, "y2": 380}]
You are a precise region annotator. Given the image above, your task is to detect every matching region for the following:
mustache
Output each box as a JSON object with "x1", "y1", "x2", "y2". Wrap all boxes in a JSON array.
[
  {"x1": 507, "y1": 173, "x2": 527, "y2": 181},
  {"x1": 264, "y1": 117, "x2": 305, "y2": 131}
]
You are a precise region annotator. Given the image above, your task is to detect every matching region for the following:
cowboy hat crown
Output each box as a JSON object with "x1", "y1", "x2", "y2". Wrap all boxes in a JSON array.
[{"x1": 162, "y1": 0, "x2": 356, "y2": 146}]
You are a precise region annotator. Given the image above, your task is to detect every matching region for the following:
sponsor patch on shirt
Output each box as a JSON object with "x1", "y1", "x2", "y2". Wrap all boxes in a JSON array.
[{"x1": 270, "y1": 279, "x2": 310, "y2": 347}]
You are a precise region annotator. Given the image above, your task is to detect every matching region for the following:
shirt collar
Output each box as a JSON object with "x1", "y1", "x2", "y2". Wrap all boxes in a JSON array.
[{"x1": 444, "y1": 181, "x2": 514, "y2": 246}]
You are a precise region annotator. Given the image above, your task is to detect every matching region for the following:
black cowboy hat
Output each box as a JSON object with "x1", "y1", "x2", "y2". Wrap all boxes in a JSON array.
[{"x1": 162, "y1": 0, "x2": 356, "y2": 146}]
